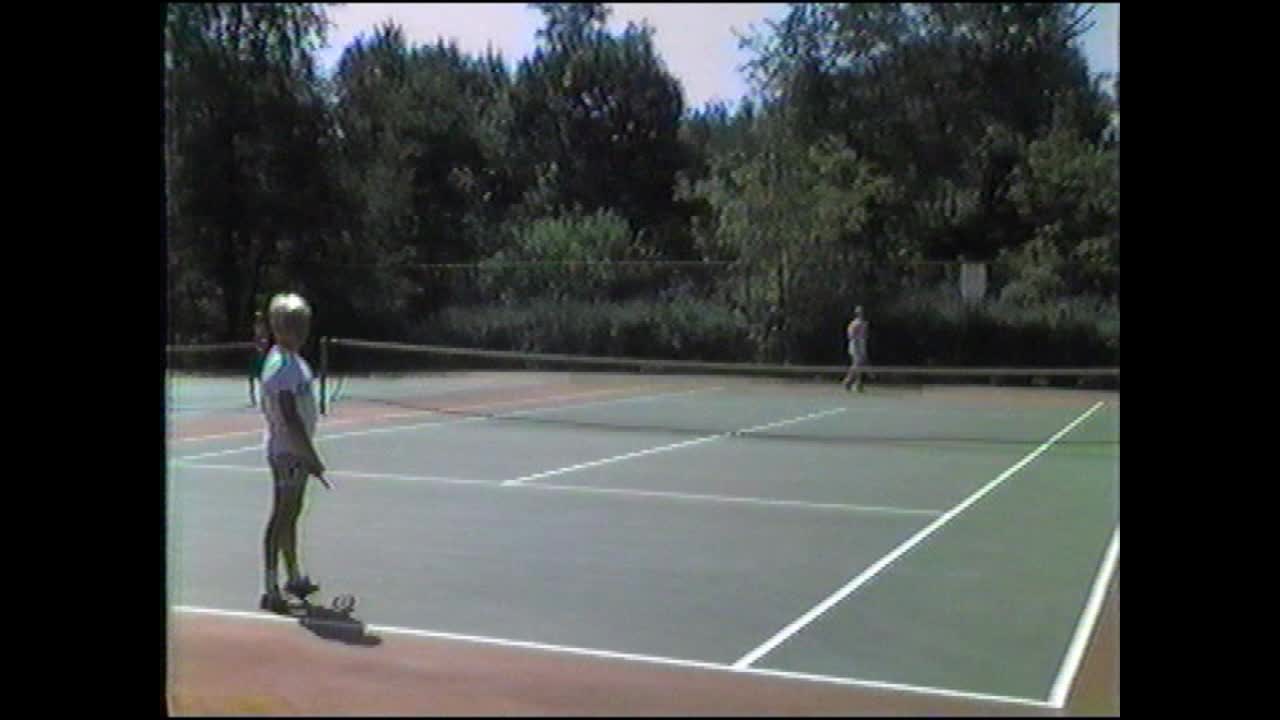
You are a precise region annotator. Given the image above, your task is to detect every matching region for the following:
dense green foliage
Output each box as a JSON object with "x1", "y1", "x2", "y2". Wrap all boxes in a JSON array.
[{"x1": 166, "y1": 3, "x2": 1118, "y2": 366}]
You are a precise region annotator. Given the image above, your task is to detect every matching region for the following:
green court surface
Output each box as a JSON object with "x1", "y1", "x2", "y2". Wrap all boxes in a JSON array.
[
  {"x1": 167, "y1": 375, "x2": 1119, "y2": 709},
  {"x1": 166, "y1": 374, "x2": 258, "y2": 413},
  {"x1": 753, "y1": 411, "x2": 1118, "y2": 700}
]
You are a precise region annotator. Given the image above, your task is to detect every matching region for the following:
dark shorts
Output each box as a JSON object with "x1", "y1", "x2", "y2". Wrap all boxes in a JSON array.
[{"x1": 268, "y1": 454, "x2": 308, "y2": 489}]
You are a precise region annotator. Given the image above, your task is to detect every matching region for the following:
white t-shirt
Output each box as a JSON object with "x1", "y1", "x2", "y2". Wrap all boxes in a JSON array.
[
  {"x1": 259, "y1": 346, "x2": 318, "y2": 459},
  {"x1": 847, "y1": 320, "x2": 869, "y2": 359}
]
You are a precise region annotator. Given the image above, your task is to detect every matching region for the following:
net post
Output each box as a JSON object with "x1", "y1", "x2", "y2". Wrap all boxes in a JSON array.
[{"x1": 320, "y1": 336, "x2": 329, "y2": 415}]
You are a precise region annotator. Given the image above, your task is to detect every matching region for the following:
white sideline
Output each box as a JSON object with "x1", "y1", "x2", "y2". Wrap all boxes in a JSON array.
[
  {"x1": 732, "y1": 401, "x2": 1106, "y2": 669},
  {"x1": 1047, "y1": 526, "x2": 1120, "y2": 708}
]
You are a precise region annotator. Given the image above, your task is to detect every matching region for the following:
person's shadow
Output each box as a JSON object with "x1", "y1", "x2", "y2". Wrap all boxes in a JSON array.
[{"x1": 295, "y1": 604, "x2": 382, "y2": 647}]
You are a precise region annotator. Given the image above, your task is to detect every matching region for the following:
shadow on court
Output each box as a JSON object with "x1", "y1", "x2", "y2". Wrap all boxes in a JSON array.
[{"x1": 294, "y1": 606, "x2": 382, "y2": 647}]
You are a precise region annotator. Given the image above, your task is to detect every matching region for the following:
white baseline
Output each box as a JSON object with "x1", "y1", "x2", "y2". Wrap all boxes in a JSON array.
[{"x1": 172, "y1": 604, "x2": 1055, "y2": 710}]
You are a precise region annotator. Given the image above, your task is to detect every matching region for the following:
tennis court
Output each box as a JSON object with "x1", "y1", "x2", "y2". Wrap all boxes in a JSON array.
[{"x1": 166, "y1": 343, "x2": 1119, "y2": 714}]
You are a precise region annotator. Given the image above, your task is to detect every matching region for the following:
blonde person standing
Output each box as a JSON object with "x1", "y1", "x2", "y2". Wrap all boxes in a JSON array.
[
  {"x1": 842, "y1": 306, "x2": 870, "y2": 393},
  {"x1": 258, "y1": 293, "x2": 329, "y2": 613}
]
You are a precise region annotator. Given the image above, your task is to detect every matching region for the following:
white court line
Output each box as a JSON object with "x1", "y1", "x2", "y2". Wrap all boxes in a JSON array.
[
  {"x1": 170, "y1": 409, "x2": 448, "y2": 444},
  {"x1": 732, "y1": 400, "x2": 1107, "y2": 669},
  {"x1": 172, "y1": 463, "x2": 497, "y2": 488},
  {"x1": 172, "y1": 416, "x2": 485, "y2": 462},
  {"x1": 838, "y1": 403, "x2": 1100, "y2": 420},
  {"x1": 171, "y1": 385, "x2": 722, "y2": 462},
  {"x1": 169, "y1": 380, "x2": 712, "y2": 444},
  {"x1": 503, "y1": 407, "x2": 847, "y2": 486},
  {"x1": 503, "y1": 435, "x2": 722, "y2": 486},
  {"x1": 169, "y1": 428, "x2": 262, "y2": 444},
  {"x1": 171, "y1": 462, "x2": 937, "y2": 516},
  {"x1": 171, "y1": 386, "x2": 647, "y2": 452},
  {"x1": 171, "y1": 605, "x2": 1054, "y2": 710},
  {"x1": 524, "y1": 481, "x2": 943, "y2": 516},
  {"x1": 170, "y1": 378, "x2": 520, "y2": 443},
  {"x1": 1047, "y1": 526, "x2": 1120, "y2": 708}
]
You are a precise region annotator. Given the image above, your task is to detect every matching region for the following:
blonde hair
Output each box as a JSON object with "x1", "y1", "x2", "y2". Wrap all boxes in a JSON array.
[{"x1": 267, "y1": 293, "x2": 312, "y2": 339}]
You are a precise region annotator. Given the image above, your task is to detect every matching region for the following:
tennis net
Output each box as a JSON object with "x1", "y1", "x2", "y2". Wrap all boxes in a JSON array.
[
  {"x1": 320, "y1": 338, "x2": 1119, "y2": 446},
  {"x1": 166, "y1": 342, "x2": 258, "y2": 411}
]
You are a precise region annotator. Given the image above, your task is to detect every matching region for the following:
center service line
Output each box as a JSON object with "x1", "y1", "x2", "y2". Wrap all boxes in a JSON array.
[{"x1": 502, "y1": 407, "x2": 847, "y2": 486}]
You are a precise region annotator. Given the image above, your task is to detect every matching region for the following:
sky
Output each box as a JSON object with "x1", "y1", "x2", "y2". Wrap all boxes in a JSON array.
[{"x1": 313, "y1": 3, "x2": 1120, "y2": 111}]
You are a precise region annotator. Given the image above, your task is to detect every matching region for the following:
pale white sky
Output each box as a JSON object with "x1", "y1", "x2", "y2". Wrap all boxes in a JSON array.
[{"x1": 314, "y1": 3, "x2": 1120, "y2": 110}]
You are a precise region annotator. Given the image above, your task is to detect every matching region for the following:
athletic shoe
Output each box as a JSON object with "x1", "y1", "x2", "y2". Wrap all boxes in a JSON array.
[
  {"x1": 285, "y1": 576, "x2": 320, "y2": 599},
  {"x1": 260, "y1": 592, "x2": 289, "y2": 614}
]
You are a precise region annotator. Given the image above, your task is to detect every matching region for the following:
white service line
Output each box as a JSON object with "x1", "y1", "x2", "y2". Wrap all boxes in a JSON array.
[
  {"x1": 169, "y1": 428, "x2": 266, "y2": 444},
  {"x1": 171, "y1": 461, "x2": 934, "y2": 516},
  {"x1": 732, "y1": 400, "x2": 1107, "y2": 670},
  {"x1": 171, "y1": 385, "x2": 723, "y2": 462},
  {"x1": 502, "y1": 435, "x2": 722, "y2": 486},
  {"x1": 523, "y1": 385, "x2": 717, "y2": 410},
  {"x1": 171, "y1": 605, "x2": 1055, "y2": 710},
  {"x1": 503, "y1": 407, "x2": 847, "y2": 486},
  {"x1": 172, "y1": 415, "x2": 487, "y2": 462},
  {"x1": 173, "y1": 463, "x2": 495, "y2": 488},
  {"x1": 734, "y1": 407, "x2": 849, "y2": 435},
  {"x1": 169, "y1": 408, "x2": 448, "y2": 444},
  {"x1": 1047, "y1": 525, "x2": 1120, "y2": 708},
  {"x1": 523, "y1": 481, "x2": 942, "y2": 516}
]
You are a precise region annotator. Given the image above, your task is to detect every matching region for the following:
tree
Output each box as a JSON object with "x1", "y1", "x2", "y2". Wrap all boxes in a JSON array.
[
  {"x1": 509, "y1": 4, "x2": 689, "y2": 255},
  {"x1": 477, "y1": 209, "x2": 656, "y2": 303},
  {"x1": 688, "y1": 131, "x2": 896, "y2": 361},
  {"x1": 738, "y1": 3, "x2": 1110, "y2": 262},
  {"x1": 328, "y1": 23, "x2": 519, "y2": 325},
  {"x1": 531, "y1": 2, "x2": 611, "y2": 51},
  {"x1": 1001, "y1": 128, "x2": 1119, "y2": 301},
  {"x1": 165, "y1": 3, "x2": 334, "y2": 340}
]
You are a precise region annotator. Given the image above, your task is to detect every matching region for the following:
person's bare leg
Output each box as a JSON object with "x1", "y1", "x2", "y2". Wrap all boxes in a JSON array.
[
  {"x1": 279, "y1": 481, "x2": 306, "y2": 586},
  {"x1": 260, "y1": 480, "x2": 287, "y2": 610}
]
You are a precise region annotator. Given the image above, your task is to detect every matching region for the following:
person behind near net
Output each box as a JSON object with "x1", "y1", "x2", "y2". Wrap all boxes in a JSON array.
[
  {"x1": 249, "y1": 310, "x2": 271, "y2": 406},
  {"x1": 842, "y1": 306, "x2": 870, "y2": 393},
  {"x1": 258, "y1": 293, "x2": 327, "y2": 613}
]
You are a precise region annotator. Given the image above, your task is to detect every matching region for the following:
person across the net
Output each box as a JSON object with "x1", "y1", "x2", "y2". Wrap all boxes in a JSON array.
[
  {"x1": 257, "y1": 293, "x2": 328, "y2": 613},
  {"x1": 842, "y1": 306, "x2": 870, "y2": 393},
  {"x1": 249, "y1": 310, "x2": 271, "y2": 406}
]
